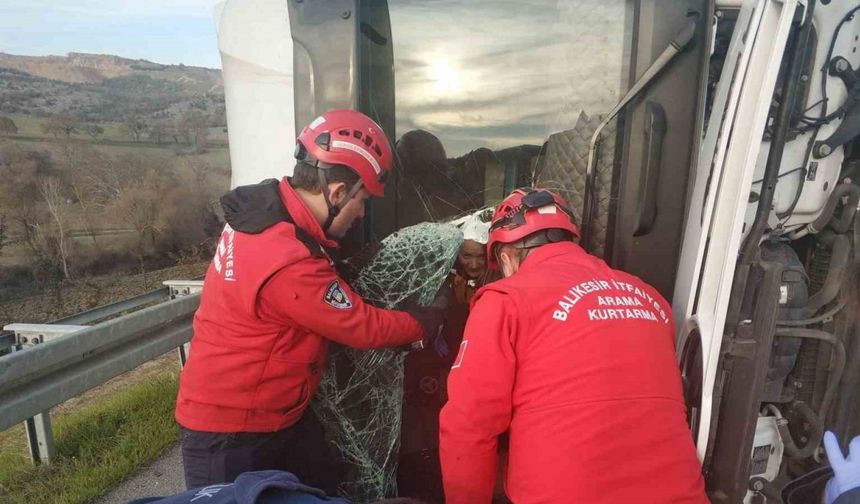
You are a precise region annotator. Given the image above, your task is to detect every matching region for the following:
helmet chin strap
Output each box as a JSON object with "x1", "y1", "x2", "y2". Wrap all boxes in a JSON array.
[{"x1": 317, "y1": 168, "x2": 364, "y2": 234}]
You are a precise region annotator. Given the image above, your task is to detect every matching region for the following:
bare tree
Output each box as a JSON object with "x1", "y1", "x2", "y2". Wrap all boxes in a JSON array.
[
  {"x1": 78, "y1": 152, "x2": 150, "y2": 205},
  {"x1": 178, "y1": 110, "x2": 210, "y2": 152},
  {"x1": 0, "y1": 145, "x2": 53, "y2": 262},
  {"x1": 84, "y1": 124, "x2": 104, "y2": 141},
  {"x1": 121, "y1": 116, "x2": 148, "y2": 142},
  {"x1": 148, "y1": 121, "x2": 168, "y2": 144},
  {"x1": 194, "y1": 126, "x2": 210, "y2": 153},
  {"x1": 110, "y1": 169, "x2": 170, "y2": 282},
  {"x1": 41, "y1": 116, "x2": 80, "y2": 138},
  {"x1": 0, "y1": 116, "x2": 18, "y2": 136},
  {"x1": 39, "y1": 177, "x2": 72, "y2": 280},
  {"x1": 59, "y1": 141, "x2": 107, "y2": 244},
  {"x1": 167, "y1": 124, "x2": 182, "y2": 144}
]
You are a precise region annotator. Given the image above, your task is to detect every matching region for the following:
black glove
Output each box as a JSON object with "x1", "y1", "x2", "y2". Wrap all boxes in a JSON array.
[{"x1": 403, "y1": 286, "x2": 451, "y2": 352}]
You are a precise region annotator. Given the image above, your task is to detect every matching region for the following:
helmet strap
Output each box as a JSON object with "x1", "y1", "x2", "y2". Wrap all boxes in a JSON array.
[
  {"x1": 494, "y1": 228, "x2": 572, "y2": 265},
  {"x1": 317, "y1": 166, "x2": 365, "y2": 233},
  {"x1": 518, "y1": 228, "x2": 573, "y2": 248}
]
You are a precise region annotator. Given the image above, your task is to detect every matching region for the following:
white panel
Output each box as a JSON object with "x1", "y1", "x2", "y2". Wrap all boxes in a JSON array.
[{"x1": 214, "y1": 0, "x2": 296, "y2": 188}]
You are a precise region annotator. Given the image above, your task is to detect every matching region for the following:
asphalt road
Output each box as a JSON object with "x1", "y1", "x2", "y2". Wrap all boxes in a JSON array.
[{"x1": 96, "y1": 444, "x2": 185, "y2": 504}]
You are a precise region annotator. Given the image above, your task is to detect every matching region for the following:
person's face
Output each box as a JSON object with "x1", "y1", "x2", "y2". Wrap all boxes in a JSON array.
[
  {"x1": 458, "y1": 239, "x2": 487, "y2": 280},
  {"x1": 326, "y1": 183, "x2": 371, "y2": 239}
]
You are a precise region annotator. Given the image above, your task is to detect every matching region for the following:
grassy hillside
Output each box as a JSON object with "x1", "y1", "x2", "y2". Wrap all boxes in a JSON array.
[
  {"x1": 0, "y1": 53, "x2": 224, "y2": 124},
  {"x1": 0, "y1": 53, "x2": 229, "y2": 301}
]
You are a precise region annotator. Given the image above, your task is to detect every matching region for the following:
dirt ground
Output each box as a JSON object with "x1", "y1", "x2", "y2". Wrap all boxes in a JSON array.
[{"x1": 0, "y1": 262, "x2": 208, "y2": 330}]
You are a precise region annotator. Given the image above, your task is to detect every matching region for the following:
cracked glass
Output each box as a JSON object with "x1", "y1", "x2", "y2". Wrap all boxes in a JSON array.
[{"x1": 313, "y1": 223, "x2": 463, "y2": 501}]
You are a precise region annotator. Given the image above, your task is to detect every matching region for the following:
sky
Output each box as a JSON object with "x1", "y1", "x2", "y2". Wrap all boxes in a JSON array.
[
  {"x1": 0, "y1": 0, "x2": 630, "y2": 156},
  {"x1": 0, "y1": 0, "x2": 221, "y2": 68},
  {"x1": 390, "y1": 0, "x2": 628, "y2": 156}
]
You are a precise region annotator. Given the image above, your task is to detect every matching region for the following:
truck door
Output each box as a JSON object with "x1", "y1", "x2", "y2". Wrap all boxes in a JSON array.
[{"x1": 602, "y1": 0, "x2": 711, "y2": 300}]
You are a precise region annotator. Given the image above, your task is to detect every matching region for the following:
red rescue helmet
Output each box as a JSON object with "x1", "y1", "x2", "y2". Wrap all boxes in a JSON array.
[
  {"x1": 487, "y1": 188, "x2": 580, "y2": 269},
  {"x1": 295, "y1": 109, "x2": 393, "y2": 197}
]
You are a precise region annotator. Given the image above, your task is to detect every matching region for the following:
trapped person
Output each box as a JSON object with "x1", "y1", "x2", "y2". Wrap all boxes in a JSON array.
[
  {"x1": 175, "y1": 110, "x2": 445, "y2": 492},
  {"x1": 126, "y1": 470, "x2": 425, "y2": 504},
  {"x1": 398, "y1": 209, "x2": 497, "y2": 503},
  {"x1": 439, "y1": 188, "x2": 708, "y2": 503},
  {"x1": 447, "y1": 209, "x2": 499, "y2": 335},
  {"x1": 442, "y1": 208, "x2": 500, "y2": 362}
]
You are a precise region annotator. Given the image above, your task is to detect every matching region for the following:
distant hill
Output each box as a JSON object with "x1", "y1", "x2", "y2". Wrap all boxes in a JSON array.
[{"x1": 0, "y1": 52, "x2": 224, "y2": 124}]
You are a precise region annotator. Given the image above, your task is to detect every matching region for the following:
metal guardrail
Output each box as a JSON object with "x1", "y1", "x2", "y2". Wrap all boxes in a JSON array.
[
  {"x1": 0, "y1": 284, "x2": 200, "y2": 463},
  {"x1": 54, "y1": 288, "x2": 170, "y2": 325},
  {"x1": 0, "y1": 287, "x2": 170, "y2": 353}
]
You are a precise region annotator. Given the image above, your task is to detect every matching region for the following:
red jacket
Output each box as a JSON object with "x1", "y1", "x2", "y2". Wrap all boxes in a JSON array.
[
  {"x1": 440, "y1": 241, "x2": 707, "y2": 504},
  {"x1": 176, "y1": 178, "x2": 423, "y2": 433}
]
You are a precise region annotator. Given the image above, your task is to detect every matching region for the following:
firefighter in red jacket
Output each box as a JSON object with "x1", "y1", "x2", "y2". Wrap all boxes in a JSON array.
[
  {"x1": 175, "y1": 110, "x2": 443, "y2": 492},
  {"x1": 439, "y1": 188, "x2": 709, "y2": 504}
]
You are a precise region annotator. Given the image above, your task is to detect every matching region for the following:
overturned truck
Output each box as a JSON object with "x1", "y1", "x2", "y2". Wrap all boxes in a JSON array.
[{"x1": 216, "y1": 0, "x2": 860, "y2": 502}]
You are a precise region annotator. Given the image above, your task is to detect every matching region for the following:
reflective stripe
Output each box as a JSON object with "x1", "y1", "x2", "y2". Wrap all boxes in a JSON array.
[
  {"x1": 309, "y1": 115, "x2": 326, "y2": 129},
  {"x1": 331, "y1": 140, "x2": 382, "y2": 174}
]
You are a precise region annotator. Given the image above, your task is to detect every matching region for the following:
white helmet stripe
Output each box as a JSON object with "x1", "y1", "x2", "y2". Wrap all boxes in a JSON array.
[
  {"x1": 309, "y1": 115, "x2": 326, "y2": 129},
  {"x1": 331, "y1": 140, "x2": 382, "y2": 174}
]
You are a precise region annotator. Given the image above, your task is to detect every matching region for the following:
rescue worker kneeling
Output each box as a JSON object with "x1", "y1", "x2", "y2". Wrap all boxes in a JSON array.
[{"x1": 439, "y1": 188, "x2": 709, "y2": 504}]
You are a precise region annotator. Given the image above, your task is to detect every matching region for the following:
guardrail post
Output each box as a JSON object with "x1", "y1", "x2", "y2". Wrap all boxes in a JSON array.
[
  {"x1": 10, "y1": 343, "x2": 54, "y2": 465},
  {"x1": 0, "y1": 293, "x2": 199, "y2": 443},
  {"x1": 178, "y1": 342, "x2": 190, "y2": 367},
  {"x1": 164, "y1": 281, "x2": 203, "y2": 369},
  {"x1": 24, "y1": 412, "x2": 55, "y2": 464},
  {"x1": 5, "y1": 324, "x2": 88, "y2": 465}
]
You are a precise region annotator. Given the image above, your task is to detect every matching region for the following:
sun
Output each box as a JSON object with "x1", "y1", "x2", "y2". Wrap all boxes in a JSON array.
[{"x1": 429, "y1": 58, "x2": 462, "y2": 93}]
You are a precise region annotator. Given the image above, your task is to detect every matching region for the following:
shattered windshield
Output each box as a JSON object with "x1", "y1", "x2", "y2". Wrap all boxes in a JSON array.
[
  {"x1": 315, "y1": 2, "x2": 632, "y2": 502},
  {"x1": 313, "y1": 223, "x2": 463, "y2": 501}
]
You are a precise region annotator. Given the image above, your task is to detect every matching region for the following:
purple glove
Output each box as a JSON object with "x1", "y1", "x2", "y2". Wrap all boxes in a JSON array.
[{"x1": 824, "y1": 431, "x2": 860, "y2": 504}]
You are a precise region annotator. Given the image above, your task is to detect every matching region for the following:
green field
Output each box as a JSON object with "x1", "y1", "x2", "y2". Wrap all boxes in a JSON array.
[
  {"x1": 2, "y1": 115, "x2": 130, "y2": 142},
  {"x1": 3, "y1": 114, "x2": 226, "y2": 145}
]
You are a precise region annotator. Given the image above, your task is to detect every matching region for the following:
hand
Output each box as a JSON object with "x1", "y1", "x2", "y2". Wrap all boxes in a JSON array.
[
  {"x1": 400, "y1": 307, "x2": 448, "y2": 357},
  {"x1": 404, "y1": 305, "x2": 446, "y2": 342},
  {"x1": 401, "y1": 285, "x2": 451, "y2": 354},
  {"x1": 824, "y1": 431, "x2": 860, "y2": 504},
  {"x1": 432, "y1": 332, "x2": 450, "y2": 358}
]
